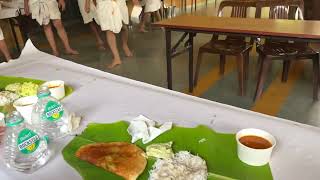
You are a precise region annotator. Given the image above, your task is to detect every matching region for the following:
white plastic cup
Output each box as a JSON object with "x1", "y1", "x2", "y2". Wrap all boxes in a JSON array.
[
  {"x1": 42, "y1": 80, "x2": 65, "y2": 100},
  {"x1": 13, "y1": 96, "x2": 38, "y2": 124},
  {"x1": 0, "y1": 112, "x2": 4, "y2": 127},
  {"x1": 236, "y1": 128, "x2": 276, "y2": 166}
]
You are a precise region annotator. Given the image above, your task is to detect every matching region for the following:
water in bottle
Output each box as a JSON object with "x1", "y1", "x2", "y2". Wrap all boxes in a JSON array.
[
  {"x1": 4, "y1": 111, "x2": 50, "y2": 173},
  {"x1": 31, "y1": 86, "x2": 69, "y2": 140}
]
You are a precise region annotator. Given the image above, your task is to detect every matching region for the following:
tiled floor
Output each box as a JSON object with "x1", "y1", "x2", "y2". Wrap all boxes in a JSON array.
[{"x1": 4, "y1": 2, "x2": 320, "y2": 127}]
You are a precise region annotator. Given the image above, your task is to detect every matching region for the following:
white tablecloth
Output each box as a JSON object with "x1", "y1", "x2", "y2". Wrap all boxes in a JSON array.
[{"x1": 0, "y1": 40, "x2": 320, "y2": 180}]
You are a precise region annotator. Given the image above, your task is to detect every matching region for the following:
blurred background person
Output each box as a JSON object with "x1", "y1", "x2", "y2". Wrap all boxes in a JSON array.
[{"x1": 24, "y1": 0, "x2": 79, "y2": 56}]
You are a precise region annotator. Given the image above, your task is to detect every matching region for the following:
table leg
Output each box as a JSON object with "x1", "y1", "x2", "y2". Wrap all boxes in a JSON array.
[
  {"x1": 165, "y1": 29, "x2": 173, "y2": 90},
  {"x1": 189, "y1": 33, "x2": 194, "y2": 93}
]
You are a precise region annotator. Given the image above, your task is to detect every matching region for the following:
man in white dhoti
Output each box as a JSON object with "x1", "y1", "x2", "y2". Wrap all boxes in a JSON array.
[
  {"x1": 78, "y1": 0, "x2": 105, "y2": 50},
  {"x1": 86, "y1": 0, "x2": 134, "y2": 68},
  {"x1": 0, "y1": 27, "x2": 12, "y2": 62},
  {"x1": 24, "y1": 0, "x2": 79, "y2": 56},
  {"x1": 139, "y1": 0, "x2": 161, "y2": 32}
]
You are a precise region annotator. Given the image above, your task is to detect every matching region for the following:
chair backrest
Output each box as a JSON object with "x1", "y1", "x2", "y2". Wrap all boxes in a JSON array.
[
  {"x1": 255, "y1": 0, "x2": 304, "y2": 20},
  {"x1": 255, "y1": 0, "x2": 305, "y2": 44},
  {"x1": 218, "y1": 0, "x2": 257, "y2": 18},
  {"x1": 270, "y1": 5, "x2": 290, "y2": 19},
  {"x1": 214, "y1": 0, "x2": 257, "y2": 41}
]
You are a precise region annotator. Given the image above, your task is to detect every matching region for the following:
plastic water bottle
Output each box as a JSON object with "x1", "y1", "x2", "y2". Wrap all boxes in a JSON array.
[
  {"x1": 31, "y1": 86, "x2": 69, "y2": 140},
  {"x1": 4, "y1": 111, "x2": 50, "y2": 173}
]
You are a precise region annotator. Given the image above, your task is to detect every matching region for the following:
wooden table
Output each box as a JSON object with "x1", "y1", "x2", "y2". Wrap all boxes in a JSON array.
[{"x1": 155, "y1": 15, "x2": 320, "y2": 92}]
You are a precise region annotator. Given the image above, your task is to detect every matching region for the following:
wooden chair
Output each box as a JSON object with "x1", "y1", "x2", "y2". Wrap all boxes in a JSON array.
[
  {"x1": 254, "y1": 0, "x2": 319, "y2": 101},
  {"x1": 194, "y1": 0, "x2": 257, "y2": 96}
]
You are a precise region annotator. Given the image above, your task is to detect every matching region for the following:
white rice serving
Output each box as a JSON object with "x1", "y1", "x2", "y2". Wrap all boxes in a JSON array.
[
  {"x1": 149, "y1": 151, "x2": 208, "y2": 180},
  {"x1": 0, "y1": 91, "x2": 20, "y2": 106}
]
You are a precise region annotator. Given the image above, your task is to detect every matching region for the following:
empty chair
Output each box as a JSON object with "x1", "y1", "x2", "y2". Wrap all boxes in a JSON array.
[
  {"x1": 194, "y1": 0, "x2": 256, "y2": 96},
  {"x1": 254, "y1": 0, "x2": 319, "y2": 101}
]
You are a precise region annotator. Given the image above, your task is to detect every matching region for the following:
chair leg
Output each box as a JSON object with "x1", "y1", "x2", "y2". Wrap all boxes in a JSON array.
[
  {"x1": 191, "y1": 0, "x2": 193, "y2": 12},
  {"x1": 194, "y1": 49, "x2": 204, "y2": 87},
  {"x1": 254, "y1": 56, "x2": 271, "y2": 101},
  {"x1": 236, "y1": 54, "x2": 245, "y2": 96},
  {"x1": 282, "y1": 60, "x2": 291, "y2": 83},
  {"x1": 219, "y1": 55, "x2": 226, "y2": 75},
  {"x1": 244, "y1": 51, "x2": 249, "y2": 81},
  {"x1": 312, "y1": 53, "x2": 319, "y2": 101},
  {"x1": 256, "y1": 54, "x2": 262, "y2": 80}
]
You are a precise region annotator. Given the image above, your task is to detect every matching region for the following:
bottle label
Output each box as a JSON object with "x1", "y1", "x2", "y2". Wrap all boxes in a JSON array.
[
  {"x1": 43, "y1": 101, "x2": 64, "y2": 121},
  {"x1": 17, "y1": 129, "x2": 40, "y2": 154}
]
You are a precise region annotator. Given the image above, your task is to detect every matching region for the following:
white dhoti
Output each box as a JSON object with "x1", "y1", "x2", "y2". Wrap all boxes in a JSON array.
[
  {"x1": 77, "y1": 0, "x2": 99, "y2": 24},
  {"x1": 0, "y1": 27, "x2": 4, "y2": 41},
  {"x1": 96, "y1": 0, "x2": 129, "y2": 33},
  {"x1": 28, "y1": 0, "x2": 61, "y2": 25},
  {"x1": 143, "y1": 0, "x2": 161, "y2": 13}
]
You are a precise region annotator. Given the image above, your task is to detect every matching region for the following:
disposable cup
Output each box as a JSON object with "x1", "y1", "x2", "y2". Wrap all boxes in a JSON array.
[
  {"x1": 13, "y1": 96, "x2": 38, "y2": 124},
  {"x1": 43, "y1": 80, "x2": 65, "y2": 100},
  {"x1": 236, "y1": 128, "x2": 276, "y2": 166}
]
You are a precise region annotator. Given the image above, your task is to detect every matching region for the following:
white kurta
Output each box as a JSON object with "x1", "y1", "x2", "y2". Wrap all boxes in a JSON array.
[
  {"x1": 77, "y1": 0, "x2": 99, "y2": 24},
  {"x1": 28, "y1": 0, "x2": 61, "y2": 25},
  {"x1": 142, "y1": 0, "x2": 161, "y2": 13},
  {"x1": 0, "y1": 27, "x2": 4, "y2": 41},
  {"x1": 96, "y1": 0, "x2": 129, "y2": 33}
]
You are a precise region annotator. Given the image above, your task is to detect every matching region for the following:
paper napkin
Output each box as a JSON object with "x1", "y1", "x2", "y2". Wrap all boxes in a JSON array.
[
  {"x1": 127, "y1": 115, "x2": 172, "y2": 144},
  {"x1": 60, "y1": 112, "x2": 82, "y2": 134}
]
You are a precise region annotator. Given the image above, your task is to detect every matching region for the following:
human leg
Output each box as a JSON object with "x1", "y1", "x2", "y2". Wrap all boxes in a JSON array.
[
  {"x1": 106, "y1": 30, "x2": 121, "y2": 68},
  {"x1": 43, "y1": 23, "x2": 59, "y2": 56},
  {"x1": 139, "y1": 12, "x2": 151, "y2": 32},
  {"x1": 52, "y1": 19, "x2": 79, "y2": 55},
  {"x1": 121, "y1": 25, "x2": 133, "y2": 57},
  {"x1": 155, "y1": 10, "x2": 161, "y2": 21},
  {"x1": 89, "y1": 21, "x2": 105, "y2": 50}
]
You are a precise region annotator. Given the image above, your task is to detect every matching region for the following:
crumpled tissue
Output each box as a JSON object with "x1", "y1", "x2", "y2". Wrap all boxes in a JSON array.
[
  {"x1": 127, "y1": 115, "x2": 172, "y2": 144},
  {"x1": 60, "y1": 112, "x2": 82, "y2": 134}
]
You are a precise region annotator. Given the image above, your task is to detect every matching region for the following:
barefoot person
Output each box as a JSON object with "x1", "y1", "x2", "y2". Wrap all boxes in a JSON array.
[
  {"x1": 24, "y1": 0, "x2": 79, "y2": 56},
  {"x1": 78, "y1": 0, "x2": 105, "y2": 50},
  {"x1": 86, "y1": 0, "x2": 134, "y2": 68},
  {"x1": 139, "y1": 0, "x2": 161, "y2": 32},
  {"x1": 0, "y1": 27, "x2": 12, "y2": 62}
]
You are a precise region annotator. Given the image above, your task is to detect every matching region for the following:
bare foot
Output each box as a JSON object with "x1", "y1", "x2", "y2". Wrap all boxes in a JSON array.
[
  {"x1": 138, "y1": 28, "x2": 148, "y2": 33},
  {"x1": 97, "y1": 43, "x2": 106, "y2": 51},
  {"x1": 65, "y1": 48, "x2": 79, "y2": 55},
  {"x1": 108, "y1": 60, "x2": 121, "y2": 69},
  {"x1": 123, "y1": 45, "x2": 133, "y2": 57},
  {"x1": 52, "y1": 51, "x2": 59, "y2": 57}
]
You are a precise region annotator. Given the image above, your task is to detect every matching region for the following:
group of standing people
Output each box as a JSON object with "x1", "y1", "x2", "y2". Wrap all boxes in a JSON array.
[{"x1": 0, "y1": 0, "x2": 163, "y2": 68}]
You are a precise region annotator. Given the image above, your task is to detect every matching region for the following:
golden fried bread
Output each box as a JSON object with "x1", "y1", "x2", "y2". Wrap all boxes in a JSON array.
[{"x1": 75, "y1": 142, "x2": 146, "y2": 180}]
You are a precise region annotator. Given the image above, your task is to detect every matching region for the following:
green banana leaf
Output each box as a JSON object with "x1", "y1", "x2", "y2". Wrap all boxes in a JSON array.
[
  {"x1": 62, "y1": 121, "x2": 273, "y2": 180},
  {"x1": 0, "y1": 76, "x2": 73, "y2": 113}
]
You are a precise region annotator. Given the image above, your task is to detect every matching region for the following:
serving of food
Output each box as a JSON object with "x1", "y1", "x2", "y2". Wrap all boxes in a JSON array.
[
  {"x1": 0, "y1": 76, "x2": 73, "y2": 114},
  {"x1": 62, "y1": 121, "x2": 274, "y2": 180},
  {"x1": 76, "y1": 142, "x2": 147, "y2": 180}
]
